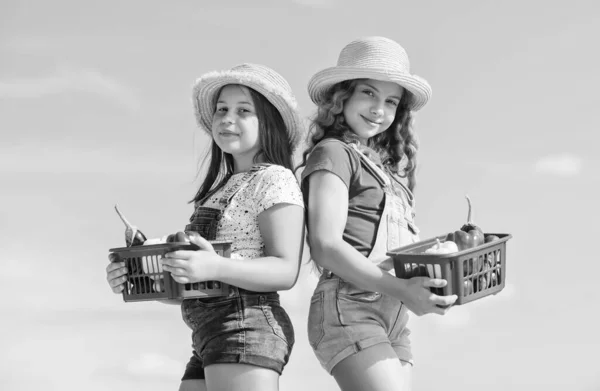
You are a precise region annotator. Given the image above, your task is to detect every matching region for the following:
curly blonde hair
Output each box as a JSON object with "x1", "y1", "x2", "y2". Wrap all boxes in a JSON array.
[{"x1": 298, "y1": 79, "x2": 420, "y2": 191}]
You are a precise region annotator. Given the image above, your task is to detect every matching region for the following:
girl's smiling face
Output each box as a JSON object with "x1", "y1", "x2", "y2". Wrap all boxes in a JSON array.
[
  {"x1": 342, "y1": 79, "x2": 404, "y2": 144},
  {"x1": 211, "y1": 85, "x2": 261, "y2": 166}
]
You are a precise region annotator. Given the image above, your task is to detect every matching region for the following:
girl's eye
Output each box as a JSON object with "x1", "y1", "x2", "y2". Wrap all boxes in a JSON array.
[
  {"x1": 386, "y1": 100, "x2": 399, "y2": 107},
  {"x1": 362, "y1": 89, "x2": 375, "y2": 97},
  {"x1": 216, "y1": 107, "x2": 227, "y2": 112}
]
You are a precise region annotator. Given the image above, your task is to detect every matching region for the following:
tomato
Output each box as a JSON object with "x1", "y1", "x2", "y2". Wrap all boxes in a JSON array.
[
  {"x1": 176, "y1": 231, "x2": 190, "y2": 243},
  {"x1": 484, "y1": 234, "x2": 500, "y2": 243},
  {"x1": 166, "y1": 231, "x2": 191, "y2": 243}
]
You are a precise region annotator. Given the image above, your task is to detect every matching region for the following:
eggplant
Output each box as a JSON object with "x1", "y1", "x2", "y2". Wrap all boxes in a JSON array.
[{"x1": 114, "y1": 204, "x2": 147, "y2": 247}]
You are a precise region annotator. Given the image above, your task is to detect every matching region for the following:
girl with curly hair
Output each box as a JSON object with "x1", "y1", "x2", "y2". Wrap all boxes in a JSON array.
[{"x1": 299, "y1": 36, "x2": 458, "y2": 391}]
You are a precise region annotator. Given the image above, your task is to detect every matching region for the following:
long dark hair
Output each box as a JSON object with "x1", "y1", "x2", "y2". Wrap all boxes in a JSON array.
[
  {"x1": 191, "y1": 85, "x2": 294, "y2": 204},
  {"x1": 297, "y1": 79, "x2": 419, "y2": 191}
]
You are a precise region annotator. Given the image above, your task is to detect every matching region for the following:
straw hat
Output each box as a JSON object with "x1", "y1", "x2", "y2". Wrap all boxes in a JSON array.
[
  {"x1": 308, "y1": 36, "x2": 432, "y2": 111},
  {"x1": 192, "y1": 63, "x2": 303, "y2": 150}
]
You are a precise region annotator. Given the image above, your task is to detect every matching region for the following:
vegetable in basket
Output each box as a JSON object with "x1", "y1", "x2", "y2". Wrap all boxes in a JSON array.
[
  {"x1": 490, "y1": 271, "x2": 498, "y2": 287},
  {"x1": 113, "y1": 204, "x2": 154, "y2": 293},
  {"x1": 485, "y1": 234, "x2": 500, "y2": 243},
  {"x1": 479, "y1": 259, "x2": 491, "y2": 291},
  {"x1": 422, "y1": 239, "x2": 458, "y2": 278},
  {"x1": 451, "y1": 195, "x2": 484, "y2": 251},
  {"x1": 463, "y1": 279, "x2": 474, "y2": 295},
  {"x1": 166, "y1": 231, "x2": 192, "y2": 244},
  {"x1": 114, "y1": 204, "x2": 147, "y2": 247},
  {"x1": 140, "y1": 232, "x2": 193, "y2": 275},
  {"x1": 424, "y1": 238, "x2": 458, "y2": 255}
]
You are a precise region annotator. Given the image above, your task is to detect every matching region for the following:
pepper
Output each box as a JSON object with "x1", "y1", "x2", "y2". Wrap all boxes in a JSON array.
[
  {"x1": 453, "y1": 195, "x2": 484, "y2": 251},
  {"x1": 424, "y1": 238, "x2": 458, "y2": 255},
  {"x1": 423, "y1": 239, "x2": 458, "y2": 278}
]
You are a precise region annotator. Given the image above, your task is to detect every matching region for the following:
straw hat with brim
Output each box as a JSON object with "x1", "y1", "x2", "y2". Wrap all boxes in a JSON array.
[
  {"x1": 308, "y1": 36, "x2": 432, "y2": 111},
  {"x1": 192, "y1": 63, "x2": 303, "y2": 151}
]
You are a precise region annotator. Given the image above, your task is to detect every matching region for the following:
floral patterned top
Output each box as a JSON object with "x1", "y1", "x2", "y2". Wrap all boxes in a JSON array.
[{"x1": 201, "y1": 165, "x2": 303, "y2": 260}]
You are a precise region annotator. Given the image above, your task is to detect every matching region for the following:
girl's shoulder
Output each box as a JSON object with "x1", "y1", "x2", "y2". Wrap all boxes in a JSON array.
[
  {"x1": 313, "y1": 137, "x2": 355, "y2": 152},
  {"x1": 253, "y1": 163, "x2": 295, "y2": 178},
  {"x1": 250, "y1": 164, "x2": 300, "y2": 189},
  {"x1": 245, "y1": 164, "x2": 303, "y2": 211},
  {"x1": 309, "y1": 138, "x2": 360, "y2": 164},
  {"x1": 303, "y1": 138, "x2": 361, "y2": 175}
]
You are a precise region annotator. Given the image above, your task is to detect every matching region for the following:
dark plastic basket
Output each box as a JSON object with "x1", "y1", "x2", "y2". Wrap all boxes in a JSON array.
[
  {"x1": 387, "y1": 233, "x2": 512, "y2": 305},
  {"x1": 109, "y1": 241, "x2": 232, "y2": 302}
]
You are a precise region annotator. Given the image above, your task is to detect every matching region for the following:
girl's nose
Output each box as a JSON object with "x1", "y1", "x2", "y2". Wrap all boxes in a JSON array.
[
  {"x1": 370, "y1": 103, "x2": 384, "y2": 116},
  {"x1": 221, "y1": 113, "x2": 235, "y2": 124}
]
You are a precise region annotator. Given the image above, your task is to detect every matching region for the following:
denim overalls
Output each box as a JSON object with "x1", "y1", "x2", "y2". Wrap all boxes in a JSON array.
[
  {"x1": 307, "y1": 143, "x2": 420, "y2": 373},
  {"x1": 351, "y1": 143, "x2": 420, "y2": 269},
  {"x1": 180, "y1": 164, "x2": 295, "y2": 380}
]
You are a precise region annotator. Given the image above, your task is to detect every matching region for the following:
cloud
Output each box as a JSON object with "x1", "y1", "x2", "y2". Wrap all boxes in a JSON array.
[
  {"x1": 533, "y1": 154, "x2": 583, "y2": 177},
  {"x1": 0, "y1": 66, "x2": 141, "y2": 111},
  {"x1": 126, "y1": 353, "x2": 184, "y2": 378},
  {"x1": 290, "y1": 0, "x2": 338, "y2": 8}
]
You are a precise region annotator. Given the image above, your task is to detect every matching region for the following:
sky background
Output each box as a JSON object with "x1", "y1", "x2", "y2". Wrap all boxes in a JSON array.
[{"x1": 1, "y1": 0, "x2": 599, "y2": 390}]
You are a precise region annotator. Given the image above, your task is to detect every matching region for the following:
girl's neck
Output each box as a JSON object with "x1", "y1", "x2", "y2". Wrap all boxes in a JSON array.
[{"x1": 232, "y1": 154, "x2": 264, "y2": 174}]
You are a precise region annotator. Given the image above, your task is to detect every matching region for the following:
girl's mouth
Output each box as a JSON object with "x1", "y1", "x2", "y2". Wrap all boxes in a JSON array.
[{"x1": 360, "y1": 115, "x2": 382, "y2": 127}]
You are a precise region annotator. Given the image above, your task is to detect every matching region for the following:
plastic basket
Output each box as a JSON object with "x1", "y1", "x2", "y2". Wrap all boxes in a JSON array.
[
  {"x1": 387, "y1": 233, "x2": 512, "y2": 305},
  {"x1": 109, "y1": 241, "x2": 232, "y2": 302}
]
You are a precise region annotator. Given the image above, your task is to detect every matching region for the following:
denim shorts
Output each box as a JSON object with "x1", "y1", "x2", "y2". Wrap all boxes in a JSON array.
[
  {"x1": 307, "y1": 273, "x2": 413, "y2": 374},
  {"x1": 180, "y1": 290, "x2": 295, "y2": 380}
]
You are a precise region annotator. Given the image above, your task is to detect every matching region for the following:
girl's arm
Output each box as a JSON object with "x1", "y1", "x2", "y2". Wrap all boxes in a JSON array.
[
  {"x1": 161, "y1": 203, "x2": 304, "y2": 292},
  {"x1": 216, "y1": 203, "x2": 304, "y2": 291},
  {"x1": 307, "y1": 170, "x2": 456, "y2": 316}
]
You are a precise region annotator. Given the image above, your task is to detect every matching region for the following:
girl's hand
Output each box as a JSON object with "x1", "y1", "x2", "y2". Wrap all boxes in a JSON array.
[
  {"x1": 399, "y1": 277, "x2": 458, "y2": 316},
  {"x1": 106, "y1": 253, "x2": 128, "y2": 293},
  {"x1": 160, "y1": 233, "x2": 224, "y2": 284}
]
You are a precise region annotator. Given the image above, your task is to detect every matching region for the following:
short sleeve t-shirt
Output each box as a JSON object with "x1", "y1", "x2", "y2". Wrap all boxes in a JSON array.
[
  {"x1": 300, "y1": 139, "x2": 386, "y2": 257},
  {"x1": 202, "y1": 165, "x2": 304, "y2": 260}
]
